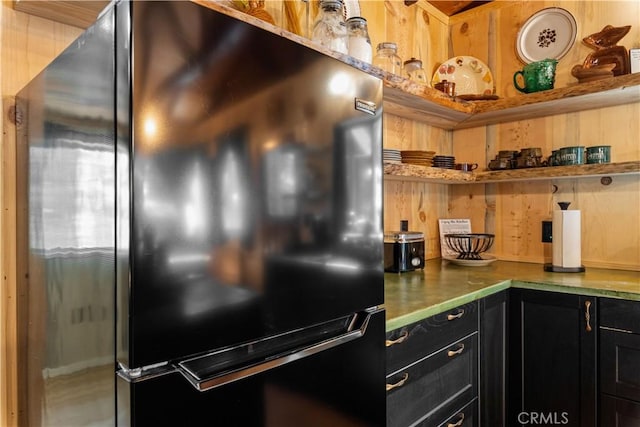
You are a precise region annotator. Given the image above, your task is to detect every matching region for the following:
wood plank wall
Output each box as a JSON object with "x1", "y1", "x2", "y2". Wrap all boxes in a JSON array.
[
  {"x1": 1, "y1": 0, "x2": 639, "y2": 425},
  {"x1": 446, "y1": 1, "x2": 640, "y2": 270}
]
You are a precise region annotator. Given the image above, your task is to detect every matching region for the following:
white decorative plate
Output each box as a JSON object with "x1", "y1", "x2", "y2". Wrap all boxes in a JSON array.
[
  {"x1": 444, "y1": 255, "x2": 497, "y2": 267},
  {"x1": 516, "y1": 7, "x2": 577, "y2": 64},
  {"x1": 431, "y1": 56, "x2": 494, "y2": 96}
]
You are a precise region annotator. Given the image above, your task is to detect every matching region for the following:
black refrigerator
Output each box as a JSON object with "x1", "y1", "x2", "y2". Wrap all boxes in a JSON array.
[{"x1": 16, "y1": 1, "x2": 385, "y2": 425}]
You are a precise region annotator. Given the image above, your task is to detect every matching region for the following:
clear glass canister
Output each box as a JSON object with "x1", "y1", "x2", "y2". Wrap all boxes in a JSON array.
[
  {"x1": 346, "y1": 17, "x2": 372, "y2": 63},
  {"x1": 311, "y1": 0, "x2": 348, "y2": 54},
  {"x1": 404, "y1": 57, "x2": 428, "y2": 84},
  {"x1": 373, "y1": 42, "x2": 402, "y2": 75}
]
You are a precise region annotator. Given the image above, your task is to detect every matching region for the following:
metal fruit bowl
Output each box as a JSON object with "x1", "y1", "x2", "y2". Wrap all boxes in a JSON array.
[{"x1": 444, "y1": 233, "x2": 495, "y2": 260}]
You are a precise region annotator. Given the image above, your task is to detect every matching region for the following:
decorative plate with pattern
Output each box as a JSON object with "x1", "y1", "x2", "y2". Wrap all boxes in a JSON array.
[
  {"x1": 431, "y1": 56, "x2": 494, "y2": 96},
  {"x1": 516, "y1": 7, "x2": 577, "y2": 64}
]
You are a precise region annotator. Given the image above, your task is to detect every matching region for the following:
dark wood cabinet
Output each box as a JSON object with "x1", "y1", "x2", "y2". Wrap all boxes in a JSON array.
[
  {"x1": 600, "y1": 298, "x2": 640, "y2": 425},
  {"x1": 600, "y1": 394, "x2": 640, "y2": 426},
  {"x1": 601, "y1": 329, "x2": 640, "y2": 402},
  {"x1": 479, "y1": 290, "x2": 508, "y2": 427},
  {"x1": 386, "y1": 302, "x2": 479, "y2": 427},
  {"x1": 509, "y1": 289, "x2": 597, "y2": 427}
]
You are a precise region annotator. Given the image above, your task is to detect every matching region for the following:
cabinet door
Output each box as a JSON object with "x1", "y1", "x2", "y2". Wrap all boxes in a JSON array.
[
  {"x1": 600, "y1": 394, "x2": 640, "y2": 427},
  {"x1": 509, "y1": 289, "x2": 597, "y2": 427},
  {"x1": 601, "y1": 329, "x2": 640, "y2": 402},
  {"x1": 480, "y1": 290, "x2": 508, "y2": 427}
]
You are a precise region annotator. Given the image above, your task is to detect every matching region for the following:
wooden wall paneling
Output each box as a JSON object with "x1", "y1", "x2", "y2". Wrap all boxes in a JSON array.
[
  {"x1": 576, "y1": 104, "x2": 640, "y2": 161},
  {"x1": 383, "y1": 179, "x2": 449, "y2": 258},
  {"x1": 415, "y1": 1, "x2": 451, "y2": 77},
  {"x1": 447, "y1": 3, "x2": 491, "y2": 64},
  {"x1": 376, "y1": 2, "x2": 452, "y2": 259},
  {"x1": 360, "y1": 0, "x2": 388, "y2": 52},
  {"x1": 575, "y1": 175, "x2": 640, "y2": 271},
  {"x1": 1, "y1": 96, "x2": 20, "y2": 427},
  {"x1": 449, "y1": 126, "x2": 490, "y2": 242},
  {"x1": 447, "y1": 0, "x2": 640, "y2": 269},
  {"x1": 383, "y1": 108, "x2": 453, "y2": 259},
  {"x1": 492, "y1": 180, "x2": 553, "y2": 263}
]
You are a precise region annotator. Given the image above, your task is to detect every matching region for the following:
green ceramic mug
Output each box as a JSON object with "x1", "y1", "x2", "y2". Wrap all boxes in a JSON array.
[
  {"x1": 558, "y1": 146, "x2": 586, "y2": 165},
  {"x1": 586, "y1": 145, "x2": 611, "y2": 164},
  {"x1": 513, "y1": 59, "x2": 558, "y2": 93}
]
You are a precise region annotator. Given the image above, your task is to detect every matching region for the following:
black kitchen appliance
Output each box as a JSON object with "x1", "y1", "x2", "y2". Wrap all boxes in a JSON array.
[
  {"x1": 384, "y1": 221, "x2": 425, "y2": 272},
  {"x1": 15, "y1": 1, "x2": 385, "y2": 425}
]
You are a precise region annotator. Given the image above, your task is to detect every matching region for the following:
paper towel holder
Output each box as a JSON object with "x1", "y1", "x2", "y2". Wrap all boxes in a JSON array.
[{"x1": 543, "y1": 202, "x2": 586, "y2": 273}]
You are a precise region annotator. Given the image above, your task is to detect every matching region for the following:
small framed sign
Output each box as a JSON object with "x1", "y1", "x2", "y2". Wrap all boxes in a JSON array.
[{"x1": 438, "y1": 219, "x2": 472, "y2": 258}]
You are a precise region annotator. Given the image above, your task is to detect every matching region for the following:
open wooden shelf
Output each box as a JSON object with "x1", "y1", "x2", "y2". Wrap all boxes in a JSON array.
[
  {"x1": 382, "y1": 73, "x2": 640, "y2": 130},
  {"x1": 13, "y1": 0, "x2": 109, "y2": 28},
  {"x1": 15, "y1": 0, "x2": 640, "y2": 132},
  {"x1": 384, "y1": 161, "x2": 640, "y2": 184}
]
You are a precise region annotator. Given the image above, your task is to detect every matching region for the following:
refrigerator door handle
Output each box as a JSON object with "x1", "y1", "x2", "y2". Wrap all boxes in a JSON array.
[{"x1": 175, "y1": 308, "x2": 379, "y2": 392}]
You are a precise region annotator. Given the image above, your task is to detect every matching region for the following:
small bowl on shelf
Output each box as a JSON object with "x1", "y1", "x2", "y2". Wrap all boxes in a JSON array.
[{"x1": 444, "y1": 233, "x2": 495, "y2": 260}]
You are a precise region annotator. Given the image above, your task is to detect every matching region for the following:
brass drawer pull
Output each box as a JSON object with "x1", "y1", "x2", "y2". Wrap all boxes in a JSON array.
[
  {"x1": 447, "y1": 343, "x2": 465, "y2": 357},
  {"x1": 447, "y1": 413, "x2": 465, "y2": 427},
  {"x1": 585, "y1": 300, "x2": 592, "y2": 332},
  {"x1": 386, "y1": 373, "x2": 409, "y2": 391},
  {"x1": 385, "y1": 330, "x2": 408, "y2": 347},
  {"x1": 447, "y1": 308, "x2": 465, "y2": 321}
]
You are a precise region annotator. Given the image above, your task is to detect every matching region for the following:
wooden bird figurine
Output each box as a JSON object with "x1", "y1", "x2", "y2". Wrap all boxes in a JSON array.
[{"x1": 581, "y1": 25, "x2": 631, "y2": 76}]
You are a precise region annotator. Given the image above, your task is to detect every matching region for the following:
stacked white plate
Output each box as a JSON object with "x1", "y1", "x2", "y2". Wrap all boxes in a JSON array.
[{"x1": 383, "y1": 149, "x2": 402, "y2": 164}]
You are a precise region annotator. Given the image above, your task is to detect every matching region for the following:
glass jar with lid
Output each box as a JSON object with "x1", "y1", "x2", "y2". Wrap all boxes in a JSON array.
[
  {"x1": 404, "y1": 57, "x2": 428, "y2": 84},
  {"x1": 373, "y1": 42, "x2": 402, "y2": 75},
  {"x1": 346, "y1": 17, "x2": 372, "y2": 63},
  {"x1": 311, "y1": 0, "x2": 348, "y2": 54}
]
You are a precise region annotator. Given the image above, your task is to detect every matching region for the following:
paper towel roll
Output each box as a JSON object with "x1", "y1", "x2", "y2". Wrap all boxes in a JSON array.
[{"x1": 552, "y1": 209, "x2": 581, "y2": 268}]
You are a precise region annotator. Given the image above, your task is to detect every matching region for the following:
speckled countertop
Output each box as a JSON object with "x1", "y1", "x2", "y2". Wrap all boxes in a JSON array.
[{"x1": 384, "y1": 259, "x2": 640, "y2": 331}]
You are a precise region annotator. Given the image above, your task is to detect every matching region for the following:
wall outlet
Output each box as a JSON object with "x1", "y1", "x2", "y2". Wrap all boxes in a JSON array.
[{"x1": 542, "y1": 221, "x2": 553, "y2": 243}]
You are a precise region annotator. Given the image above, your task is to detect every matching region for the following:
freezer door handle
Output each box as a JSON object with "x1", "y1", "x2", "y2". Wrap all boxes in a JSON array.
[{"x1": 176, "y1": 308, "x2": 379, "y2": 392}]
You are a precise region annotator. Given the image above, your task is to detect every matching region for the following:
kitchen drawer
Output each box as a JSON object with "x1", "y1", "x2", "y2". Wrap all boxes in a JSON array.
[
  {"x1": 601, "y1": 328, "x2": 640, "y2": 402},
  {"x1": 386, "y1": 301, "x2": 478, "y2": 374},
  {"x1": 601, "y1": 394, "x2": 640, "y2": 427},
  {"x1": 600, "y1": 298, "x2": 640, "y2": 333},
  {"x1": 435, "y1": 398, "x2": 477, "y2": 427},
  {"x1": 410, "y1": 397, "x2": 478, "y2": 427},
  {"x1": 386, "y1": 333, "x2": 478, "y2": 427}
]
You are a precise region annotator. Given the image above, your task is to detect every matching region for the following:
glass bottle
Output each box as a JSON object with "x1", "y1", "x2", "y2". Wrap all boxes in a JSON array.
[
  {"x1": 346, "y1": 17, "x2": 372, "y2": 63},
  {"x1": 373, "y1": 42, "x2": 402, "y2": 75},
  {"x1": 404, "y1": 57, "x2": 428, "y2": 84},
  {"x1": 311, "y1": 0, "x2": 348, "y2": 54}
]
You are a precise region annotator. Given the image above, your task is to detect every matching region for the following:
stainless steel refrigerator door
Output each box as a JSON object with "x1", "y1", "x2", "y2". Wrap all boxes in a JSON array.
[
  {"x1": 122, "y1": 309, "x2": 386, "y2": 427},
  {"x1": 16, "y1": 6, "x2": 116, "y2": 427},
  {"x1": 122, "y1": 1, "x2": 384, "y2": 370}
]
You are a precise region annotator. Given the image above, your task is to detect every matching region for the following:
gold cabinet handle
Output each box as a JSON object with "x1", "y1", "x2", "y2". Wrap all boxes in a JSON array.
[
  {"x1": 447, "y1": 343, "x2": 465, "y2": 357},
  {"x1": 385, "y1": 330, "x2": 408, "y2": 347},
  {"x1": 386, "y1": 373, "x2": 409, "y2": 391},
  {"x1": 585, "y1": 300, "x2": 592, "y2": 332},
  {"x1": 447, "y1": 308, "x2": 465, "y2": 321},
  {"x1": 447, "y1": 413, "x2": 465, "y2": 427}
]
